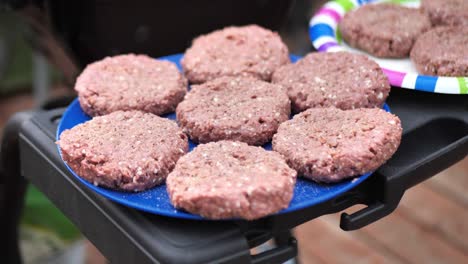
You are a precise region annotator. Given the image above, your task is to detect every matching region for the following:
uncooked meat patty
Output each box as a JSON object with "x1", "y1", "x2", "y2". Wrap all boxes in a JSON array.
[
  {"x1": 422, "y1": 0, "x2": 468, "y2": 27},
  {"x1": 75, "y1": 54, "x2": 187, "y2": 117},
  {"x1": 339, "y1": 3, "x2": 431, "y2": 58},
  {"x1": 176, "y1": 76, "x2": 290, "y2": 145},
  {"x1": 272, "y1": 108, "x2": 402, "y2": 183},
  {"x1": 166, "y1": 141, "x2": 297, "y2": 220},
  {"x1": 57, "y1": 111, "x2": 189, "y2": 192},
  {"x1": 271, "y1": 51, "x2": 390, "y2": 113},
  {"x1": 181, "y1": 25, "x2": 289, "y2": 84},
  {"x1": 410, "y1": 26, "x2": 468, "y2": 77}
]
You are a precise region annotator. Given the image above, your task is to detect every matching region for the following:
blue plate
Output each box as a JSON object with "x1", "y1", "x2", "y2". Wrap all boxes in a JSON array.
[{"x1": 57, "y1": 54, "x2": 391, "y2": 220}]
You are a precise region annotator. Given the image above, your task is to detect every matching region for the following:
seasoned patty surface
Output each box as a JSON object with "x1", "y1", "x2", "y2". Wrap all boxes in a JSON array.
[
  {"x1": 339, "y1": 3, "x2": 431, "y2": 58},
  {"x1": 181, "y1": 25, "x2": 289, "y2": 84},
  {"x1": 75, "y1": 54, "x2": 187, "y2": 117},
  {"x1": 271, "y1": 51, "x2": 390, "y2": 113},
  {"x1": 166, "y1": 141, "x2": 297, "y2": 220},
  {"x1": 57, "y1": 111, "x2": 189, "y2": 192},
  {"x1": 272, "y1": 108, "x2": 402, "y2": 183},
  {"x1": 410, "y1": 26, "x2": 468, "y2": 77},
  {"x1": 422, "y1": 0, "x2": 468, "y2": 27},
  {"x1": 176, "y1": 76, "x2": 291, "y2": 145}
]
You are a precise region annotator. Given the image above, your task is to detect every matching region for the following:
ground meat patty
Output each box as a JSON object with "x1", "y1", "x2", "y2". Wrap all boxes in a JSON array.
[
  {"x1": 339, "y1": 3, "x2": 431, "y2": 58},
  {"x1": 75, "y1": 54, "x2": 187, "y2": 117},
  {"x1": 57, "y1": 111, "x2": 189, "y2": 192},
  {"x1": 272, "y1": 108, "x2": 402, "y2": 183},
  {"x1": 422, "y1": 0, "x2": 468, "y2": 27},
  {"x1": 271, "y1": 52, "x2": 390, "y2": 113},
  {"x1": 410, "y1": 26, "x2": 468, "y2": 77},
  {"x1": 166, "y1": 141, "x2": 296, "y2": 220},
  {"x1": 181, "y1": 25, "x2": 289, "y2": 84},
  {"x1": 176, "y1": 76, "x2": 290, "y2": 145}
]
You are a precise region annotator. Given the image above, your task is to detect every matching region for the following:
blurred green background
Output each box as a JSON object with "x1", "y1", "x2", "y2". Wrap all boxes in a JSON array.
[
  {"x1": 0, "y1": 12, "x2": 81, "y2": 262},
  {"x1": 22, "y1": 185, "x2": 80, "y2": 242},
  {"x1": 0, "y1": 12, "x2": 33, "y2": 95}
]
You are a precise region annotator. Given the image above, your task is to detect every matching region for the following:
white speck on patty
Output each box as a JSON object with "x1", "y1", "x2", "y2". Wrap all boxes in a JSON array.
[{"x1": 314, "y1": 77, "x2": 325, "y2": 83}]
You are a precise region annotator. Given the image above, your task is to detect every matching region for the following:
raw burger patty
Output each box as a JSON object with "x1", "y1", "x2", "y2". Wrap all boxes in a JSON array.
[
  {"x1": 272, "y1": 108, "x2": 402, "y2": 183},
  {"x1": 176, "y1": 76, "x2": 290, "y2": 145},
  {"x1": 57, "y1": 111, "x2": 189, "y2": 192},
  {"x1": 272, "y1": 51, "x2": 390, "y2": 113},
  {"x1": 422, "y1": 0, "x2": 468, "y2": 27},
  {"x1": 410, "y1": 26, "x2": 468, "y2": 77},
  {"x1": 339, "y1": 3, "x2": 431, "y2": 58},
  {"x1": 166, "y1": 141, "x2": 297, "y2": 220},
  {"x1": 75, "y1": 54, "x2": 187, "y2": 117},
  {"x1": 181, "y1": 25, "x2": 289, "y2": 84}
]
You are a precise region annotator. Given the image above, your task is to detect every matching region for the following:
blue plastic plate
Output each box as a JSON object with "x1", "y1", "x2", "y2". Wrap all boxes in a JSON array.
[{"x1": 57, "y1": 54, "x2": 391, "y2": 220}]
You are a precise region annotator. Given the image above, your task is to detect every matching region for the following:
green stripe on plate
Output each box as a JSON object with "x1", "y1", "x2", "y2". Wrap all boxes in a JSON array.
[
  {"x1": 336, "y1": 25, "x2": 342, "y2": 44},
  {"x1": 335, "y1": 0, "x2": 355, "y2": 12},
  {"x1": 458, "y1": 77, "x2": 468, "y2": 94}
]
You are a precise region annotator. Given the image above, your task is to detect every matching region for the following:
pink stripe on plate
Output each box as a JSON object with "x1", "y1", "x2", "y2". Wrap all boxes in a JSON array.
[
  {"x1": 316, "y1": 8, "x2": 342, "y2": 23},
  {"x1": 382, "y1": 68, "x2": 406, "y2": 87}
]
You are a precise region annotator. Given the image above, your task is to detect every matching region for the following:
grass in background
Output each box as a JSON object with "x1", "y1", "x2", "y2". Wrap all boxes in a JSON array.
[
  {"x1": 0, "y1": 12, "x2": 32, "y2": 95},
  {"x1": 0, "y1": 33, "x2": 33, "y2": 94},
  {"x1": 21, "y1": 185, "x2": 81, "y2": 242},
  {"x1": 1, "y1": 12, "x2": 78, "y2": 243},
  {"x1": 0, "y1": 12, "x2": 60, "y2": 96}
]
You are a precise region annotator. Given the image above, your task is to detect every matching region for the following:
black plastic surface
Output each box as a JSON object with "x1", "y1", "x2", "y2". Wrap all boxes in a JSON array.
[
  {"x1": 19, "y1": 117, "x2": 252, "y2": 264},
  {"x1": 13, "y1": 87, "x2": 468, "y2": 263},
  {"x1": 1, "y1": 111, "x2": 34, "y2": 264},
  {"x1": 46, "y1": 0, "x2": 294, "y2": 66}
]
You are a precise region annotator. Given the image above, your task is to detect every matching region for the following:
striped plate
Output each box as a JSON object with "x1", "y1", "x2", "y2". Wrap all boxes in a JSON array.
[{"x1": 309, "y1": 0, "x2": 468, "y2": 95}]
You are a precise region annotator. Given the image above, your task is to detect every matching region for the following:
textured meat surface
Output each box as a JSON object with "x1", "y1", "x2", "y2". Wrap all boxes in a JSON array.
[
  {"x1": 271, "y1": 52, "x2": 390, "y2": 113},
  {"x1": 166, "y1": 141, "x2": 297, "y2": 220},
  {"x1": 176, "y1": 76, "x2": 291, "y2": 145},
  {"x1": 339, "y1": 3, "x2": 431, "y2": 58},
  {"x1": 422, "y1": 0, "x2": 468, "y2": 27},
  {"x1": 272, "y1": 108, "x2": 402, "y2": 183},
  {"x1": 57, "y1": 111, "x2": 189, "y2": 192},
  {"x1": 181, "y1": 25, "x2": 290, "y2": 84},
  {"x1": 75, "y1": 54, "x2": 187, "y2": 117},
  {"x1": 410, "y1": 26, "x2": 468, "y2": 77}
]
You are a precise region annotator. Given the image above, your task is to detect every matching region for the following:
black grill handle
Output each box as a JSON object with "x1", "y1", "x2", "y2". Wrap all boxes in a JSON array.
[{"x1": 340, "y1": 122, "x2": 468, "y2": 231}]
